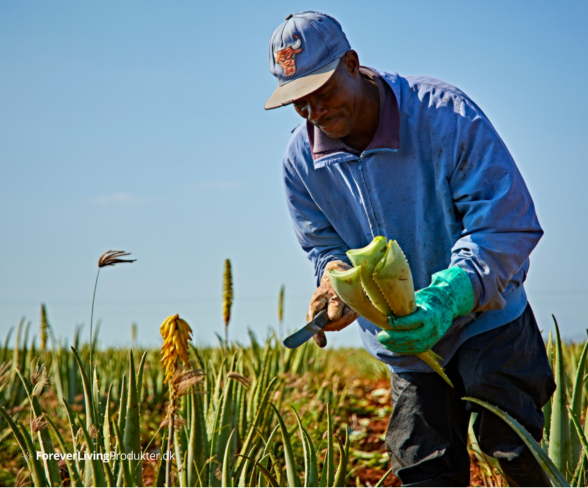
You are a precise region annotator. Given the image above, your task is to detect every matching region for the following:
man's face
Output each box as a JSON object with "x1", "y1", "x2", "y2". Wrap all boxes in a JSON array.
[{"x1": 292, "y1": 52, "x2": 362, "y2": 139}]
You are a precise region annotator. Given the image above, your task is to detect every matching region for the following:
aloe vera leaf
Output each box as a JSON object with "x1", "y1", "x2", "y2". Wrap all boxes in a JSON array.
[
  {"x1": 347, "y1": 237, "x2": 392, "y2": 315},
  {"x1": 113, "y1": 422, "x2": 132, "y2": 487},
  {"x1": 237, "y1": 451, "x2": 251, "y2": 488},
  {"x1": 70, "y1": 346, "x2": 97, "y2": 428},
  {"x1": 465, "y1": 397, "x2": 569, "y2": 487},
  {"x1": 550, "y1": 317, "x2": 574, "y2": 480},
  {"x1": 0, "y1": 406, "x2": 33, "y2": 473},
  {"x1": 372, "y1": 240, "x2": 416, "y2": 317},
  {"x1": 118, "y1": 373, "x2": 128, "y2": 440},
  {"x1": 232, "y1": 377, "x2": 279, "y2": 477},
  {"x1": 187, "y1": 390, "x2": 208, "y2": 486},
  {"x1": 45, "y1": 415, "x2": 84, "y2": 487},
  {"x1": 333, "y1": 428, "x2": 349, "y2": 487},
  {"x1": 78, "y1": 414, "x2": 107, "y2": 487},
  {"x1": 544, "y1": 330, "x2": 554, "y2": 447},
  {"x1": 293, "y1": 408, "x2": 318, "y2": 487},
  {"x1": 416, "y1": 352, "x2": 453, "y2": 388},
  {"x1": 103, "y1": 384, "x2": 113, "y2": 456},
  {"x1": 571, "y1": 340, "x2": 588, "y2": 464},
  {"x1": 326, "y1": 404, "x2": 335, "y2": 486},
  {"x1": 93, "y1": 367, "x2": 104, "y2": 441},
  {"x1": 136, "y1": 351, "x2": 147, "y2": 406},
  {"x1": 319, "y1": 448, "x2": 329, "y2": 488},
  {"x1": 61, "y1": 399, "x2": 83, "y2": 477},
  {"x1": 215, "y1": 355, "x2": 237, "y2": 479},
  {"x1": 19, "y1": 421, "x2": 51, "y2": 487},
  {"x1": 568, "y1": 407, "x2": 588, "y2": 473},
  {"x1": 239, "y1": 455, "x2": 279, "y2": 487},
  {"x1": 123, "y1": 351, "x2": 143, "y2": 486},
  {"x1": 270, "y1": 403, "x2": 300, "y2": 487},
  {"x1": 374, "y1": 468, "x2": 393, "y2": 487},
  {"x1": 222, "y1": 429, "x2": 236, "y2": 487},
  {"x1": 327, "y1": 267, "x2": 389, "y2": 329},
  {"x1": 102, "y1": 445, "x2": 115, "y2": 487},
  {"x1": 16, "y1": 370, "x2": 62, "y2": 487}
]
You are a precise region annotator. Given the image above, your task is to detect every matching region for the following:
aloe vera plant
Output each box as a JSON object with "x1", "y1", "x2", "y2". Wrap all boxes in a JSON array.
[{"x1": 329, "y1": 237, "x2": 452, "y2": 387}]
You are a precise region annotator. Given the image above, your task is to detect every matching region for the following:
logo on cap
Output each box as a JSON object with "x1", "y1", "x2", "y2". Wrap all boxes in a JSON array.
[{"x1": 274, "y1": 35, "x2": 302, "y2": 76}]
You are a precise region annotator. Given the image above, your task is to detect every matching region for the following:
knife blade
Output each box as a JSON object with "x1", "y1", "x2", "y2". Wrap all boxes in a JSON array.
[{"x1": 282, "y1": 309, "x2": 331, "y2": 349}]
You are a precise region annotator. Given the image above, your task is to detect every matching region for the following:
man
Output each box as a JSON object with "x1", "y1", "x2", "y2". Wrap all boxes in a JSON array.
[{"x1": 265, "y1": 11, "x2": 555, "y2": 487}]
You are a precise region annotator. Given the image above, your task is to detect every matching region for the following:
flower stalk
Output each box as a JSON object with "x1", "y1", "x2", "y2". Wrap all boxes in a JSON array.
[{"x1": 222, "y1": 259, "x2": 233, "y2": 346}]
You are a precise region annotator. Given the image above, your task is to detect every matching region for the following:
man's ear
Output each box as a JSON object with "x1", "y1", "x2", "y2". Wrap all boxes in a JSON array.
[{"x1": 342, "y1": 50, "x2": 360, "y2": 77}]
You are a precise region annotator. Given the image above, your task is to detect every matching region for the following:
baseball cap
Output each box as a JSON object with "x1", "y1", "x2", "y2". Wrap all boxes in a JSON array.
[{"x1": 264, "y1": 11, "x2": 351, "y2": 110}]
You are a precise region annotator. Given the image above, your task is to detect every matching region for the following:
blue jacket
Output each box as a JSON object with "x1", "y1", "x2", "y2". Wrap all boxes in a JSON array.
[{"x1": 282, "y1": 68, "x2": 543, "y2": 372}]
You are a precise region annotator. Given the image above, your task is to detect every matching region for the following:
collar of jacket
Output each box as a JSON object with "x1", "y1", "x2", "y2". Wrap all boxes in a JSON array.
[{"x1": 307, "y1": 67, "x2": 401, "y2": 169}]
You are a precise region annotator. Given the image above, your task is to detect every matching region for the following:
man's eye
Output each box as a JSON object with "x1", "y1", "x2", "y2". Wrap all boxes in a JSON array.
[{"x1": 318, "y1": 89, "x2": 333, "y2": 99}]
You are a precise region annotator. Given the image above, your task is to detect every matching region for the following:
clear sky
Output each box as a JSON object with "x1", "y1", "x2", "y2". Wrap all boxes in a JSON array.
[{"x1": 1, "y1": 0, "x2": 587, "y2": 350}]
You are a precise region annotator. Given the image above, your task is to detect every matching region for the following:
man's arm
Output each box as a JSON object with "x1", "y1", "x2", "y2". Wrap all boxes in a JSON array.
[
  {"x1": 283, "y1": 152, "x2": 358, "y2": 344},
  {"x1": 378, "y1": 97, "x2": 543, "y2": 355},
  {"x1": 449, "y1": 98, "x2": 543, "y2": 312}
]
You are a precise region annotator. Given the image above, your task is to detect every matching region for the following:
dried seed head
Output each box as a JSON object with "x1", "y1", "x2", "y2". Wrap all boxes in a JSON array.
[
  {"x1": 171, "y1": 368, "x2": 205, "y2": 397},
  {"x1": 222, "y1": 259, "x2": 233, "y2": 327},
  {"x1": 159, "y1": 416, "x2": 187, "y2": 429},
  {"x1": 31, "y1": 415, "x2": 48, "y2": 433},
  {"x1": 227, "y1": 372, "x2": 252, "y2": 388},
  {"x1": 30, "y1": 362, "x2": 48, "y2": 397},
  {"x1": 40, "y1": 304, "x2": 49, "y2": 352},
  {"x1": 98, "y1": 250, "x2": 136, "y2": 268},
  {"x1": 160, "y1": 314, "x2": 193, "y2": 382},
  {"x1": 0, "y1": 362, "x2": 11, "y2": 392}
]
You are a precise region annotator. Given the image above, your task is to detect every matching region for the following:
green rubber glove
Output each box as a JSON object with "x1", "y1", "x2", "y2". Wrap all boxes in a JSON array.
[{"x1": 377, "y1": 266, "x2": 475, "y2": 355}]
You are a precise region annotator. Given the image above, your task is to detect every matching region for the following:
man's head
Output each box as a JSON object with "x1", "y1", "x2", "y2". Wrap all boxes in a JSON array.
[
  {"x1": 265, "y1": 12, "x2": 377, "y2": 142},
  {"x1": 264, "y1": 11, "x2": 351, "y2": 111}
]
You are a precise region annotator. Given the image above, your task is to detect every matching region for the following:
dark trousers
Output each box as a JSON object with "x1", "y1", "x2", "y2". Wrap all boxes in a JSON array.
[{"x1": 385, "y1": 304, "x2": 556, "y2": 487}]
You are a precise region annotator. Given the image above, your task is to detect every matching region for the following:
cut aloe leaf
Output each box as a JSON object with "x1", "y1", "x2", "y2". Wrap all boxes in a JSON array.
[
  {"x1": 346, "y1": 237, "x2": 392, "y2": 315},
  {"x1": 328, "y1": 267, "x2": 389, "y2": 329},
  {"x1": 373, "y1": 240, "x2": 416, "y2": 317}
]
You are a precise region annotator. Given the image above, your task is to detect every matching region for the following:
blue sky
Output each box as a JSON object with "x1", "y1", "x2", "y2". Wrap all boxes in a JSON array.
[{"x1": 1, "y1": 0, "x2": 587, "y2": 349}]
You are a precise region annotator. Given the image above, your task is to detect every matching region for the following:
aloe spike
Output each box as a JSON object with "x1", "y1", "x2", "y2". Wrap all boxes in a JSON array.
[
  {"x1": 550, "y1": 317, "x2": 574, "y2": 481},
  {"x1": 347, "y1": 237, "x2": 392, "y2": 315},
  {"x1": 465, "y1": 397, "x2": 569, "y2": 487},
  {"x1": 372, "y1": 239, "x2": 416, "y2": 317},
  {"x1": 327, "y1": 267, "x2": 389, "y2": 328},
  {"x1": 571, "y1": 340, "x2": 588, "y2": 464}
]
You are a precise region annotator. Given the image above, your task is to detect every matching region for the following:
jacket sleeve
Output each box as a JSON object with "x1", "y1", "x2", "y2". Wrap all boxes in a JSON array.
[
  {"x1": 283, "y1": 153, "x2": 350, "y2": 285},
  {"x1": 449, "y1": 98, "x2": 543, "y2": 312}
]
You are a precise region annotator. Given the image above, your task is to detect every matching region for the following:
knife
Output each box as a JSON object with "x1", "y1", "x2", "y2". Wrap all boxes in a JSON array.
[{"x1": 282, "y1": 310, "x2": 330, "y2": 349}]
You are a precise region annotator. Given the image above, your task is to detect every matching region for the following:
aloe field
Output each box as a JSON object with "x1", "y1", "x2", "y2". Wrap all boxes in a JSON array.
[
  {"x1": 0, "y1": 312, "x2": 587, "y2": 487},
  {"x1": 0, "y1": 253, "x2": 586, "y2": 487}
]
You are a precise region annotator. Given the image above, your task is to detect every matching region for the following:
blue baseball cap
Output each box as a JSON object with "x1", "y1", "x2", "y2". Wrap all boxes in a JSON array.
[{"x1": 265, "y1": 11, "x2": 351, "y2": 110}]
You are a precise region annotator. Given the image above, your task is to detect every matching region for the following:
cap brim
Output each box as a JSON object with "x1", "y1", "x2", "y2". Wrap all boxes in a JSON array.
[{"x1": 264, "y1": 57, "x2": 340, "y2": 110}]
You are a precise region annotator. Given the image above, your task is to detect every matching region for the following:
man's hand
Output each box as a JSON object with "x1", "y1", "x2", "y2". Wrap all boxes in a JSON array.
[
  {"x1": 307, "y1": 261, "x2": 359, "y2": 348},
  {"x1": 377, "y1": 267, "x2": 475, "y2": 354}
]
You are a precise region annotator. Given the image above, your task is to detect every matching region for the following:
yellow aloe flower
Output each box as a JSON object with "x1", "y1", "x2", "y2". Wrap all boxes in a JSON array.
[{"x1": 160, "y1": 314, "x2": 193, "y2": 381}]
